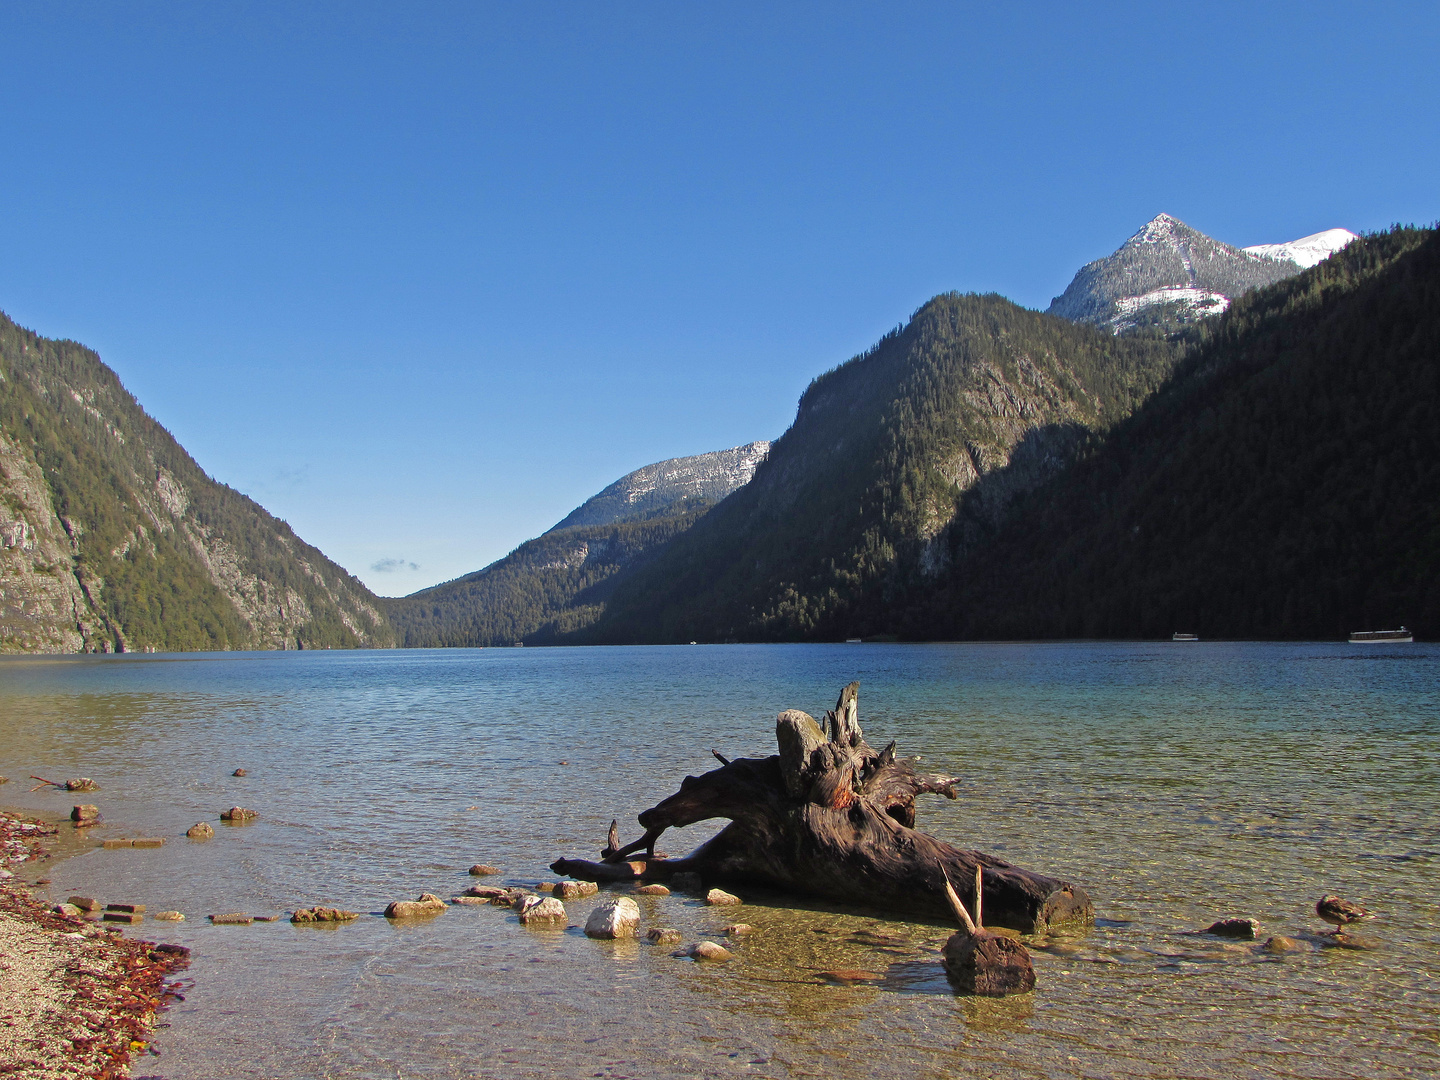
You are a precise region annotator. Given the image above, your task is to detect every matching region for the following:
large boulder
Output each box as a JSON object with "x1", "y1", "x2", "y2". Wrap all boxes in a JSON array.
[{"x1": 585, "y1": 896, "x2": 640, "y2": 939}]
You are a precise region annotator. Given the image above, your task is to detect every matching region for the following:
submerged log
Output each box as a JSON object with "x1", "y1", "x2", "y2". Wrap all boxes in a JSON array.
[{"x1": 552, "y1": 682, "x2": 1093, "y2": 934}]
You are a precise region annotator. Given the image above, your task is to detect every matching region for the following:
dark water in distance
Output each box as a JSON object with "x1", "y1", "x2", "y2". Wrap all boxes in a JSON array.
[{"x1": 1, "y1": 642, "x2": 1437, "y2": 1079}]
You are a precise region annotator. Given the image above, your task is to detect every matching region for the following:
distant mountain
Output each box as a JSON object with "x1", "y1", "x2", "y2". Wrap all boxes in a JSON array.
[
  {"x1": 0, "y1": 312, "x2": 393, "y2": 652},
  {"x1": 1047, "y1": 214, "x2": 1355, "y2": 334},
  {"x1": 920, "y1": 226, "x2": 1438, "y2": 640},
  {"x1": 384, "y1": 442, "x2": 768, "y2": 647},
  {"x1": 573, "y1": 294, "x2": 1181, "y2": 644},
  {"x1": 551, "y1": 441, "x2": 770, "y2": 530}
]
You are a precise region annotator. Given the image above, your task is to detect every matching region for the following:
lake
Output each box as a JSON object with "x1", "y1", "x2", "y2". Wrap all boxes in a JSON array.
[{"x1": 1, "y1": 642, "x2": 1437, "y2": 1079}]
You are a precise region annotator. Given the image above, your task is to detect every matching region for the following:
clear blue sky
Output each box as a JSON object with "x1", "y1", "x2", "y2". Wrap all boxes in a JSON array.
[{"x1": 1, "y1": 2, "x2": 1434, "y2": 594}]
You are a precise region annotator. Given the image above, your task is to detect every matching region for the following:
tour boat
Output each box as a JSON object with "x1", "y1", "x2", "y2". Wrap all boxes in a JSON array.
[
  {"x1": 1172, "y1": 633, "x2": 1199, "y2": 641},
  {"x1": 1349, "y1": 627, "x2": 1413, "y2": 643}
]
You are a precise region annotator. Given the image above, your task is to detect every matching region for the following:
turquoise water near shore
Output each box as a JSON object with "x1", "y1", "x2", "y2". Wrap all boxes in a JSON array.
[{"x1": 1, "y1": 642, "x2": 1437, "y2": 1079}]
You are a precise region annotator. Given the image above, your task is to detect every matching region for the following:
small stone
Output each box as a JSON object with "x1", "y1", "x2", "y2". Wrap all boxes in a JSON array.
[
  {"x1": 942, "y1": 930, "x2": 1037, "y2": 997},
  {"x1": 210, "y1": 913, "x2": 254, "y2": 925},
  {"x1": 670, "y1": 872, "x2": 703, "y2": 893},
  {"x1": 584, "y1": 896, "x2": 641, "y2": 939},
  {"x1": 103, "y1": 911, "x2": 143, "y2": 924},
  {"x1": 1262, "y1": 935, "x2": 1300, "y2": 952},
  {"x1": 187, "y1": 822, "x2": 215, "y2": 839},
  {"x1": 232, "y1": 768, "x2": 248, "y2": 776},
  {"x1": 555, "y1": 880, "x2": 599, "y2": 900},
  {"x1": 106, "y1": 903, "x2": 146, "y2": 914},
  {"x1": 468, "y1": 864, "x2": 500, "y2": 876},
  {"x1": 254, "y1": 914, "x2": 282, "y2": 922},
  {"x1": 450, "y1": 896, "x2": 490, "y2": 905},
  {"x1": 636, "y1": 884, "x2": 671, "y2": 896},
  {"x1": 153, "y1": 911, "x2": 185, "y2": 921},
  {"x1": 131, "y1": 837, "x2": 165, "y2": 848},
  {"x1": 538, "y1": 882, "x2": 555, "y2": 892},
  {"x1": 220, "y1": 807, "x2": 258, "y2": 823},
  {"x1": 705, "y1": 888, "x2": 742, "y2": 906},
  {"x1": 1204, "y1": 918, "x2": 1261, "y2": 940},
  {"x1": 722, "y1": 923, "x2": 753, "y2": 936},
  {"x1": 290, "y1": 906, "x2": 359, "y2": 923},
  {"x1": 518, "y1": 896, "x2": 567, "y2": 926},
  {"x1": 67, "y1": 896, "x2": 102, "y2": 912},
  {"x1": 52, "y1": 903, "x2": 84, "y2": 918},
  {"x1": 65, "y1": 778, "x2": 99, "y2": 792},
  {"x1": 683, "y1": 941, "x2": 733, "y2": 961},
  {"x1": 647, "y1": 927, "x2": 683, "y2": 944},
  {"x1": 71, "y1": 805, "x2": 100, "y2": 822},
  {"x1": 492, "y1": 889, "x2": 535, "y2": 908},
  {"x1": 464, "y1": 885, "x2": 509, "y2": 899},
  {"x1": 385, "y1": 894, "x2": 447, "y2": 918},
  {"x1": 102, "y1": 839, "x2": 134, "y2": 849},
  {"x1": 817, "y1": 969, "x2": 882, "y2": 984}
]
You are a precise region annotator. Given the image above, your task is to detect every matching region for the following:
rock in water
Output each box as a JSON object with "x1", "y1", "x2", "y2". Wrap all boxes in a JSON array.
[
  {"x1": 51, "y1": 903, "x2": 84, "y2": 918},
  {"x1": 942, "y1": 930, "x2": 1037, "y2": 996},
  {"x1": 705, "y1": 888, "x2": 742, "y2": 906},
  {"x1": 647, "y1": 927, "x2": 682, "y2": 944},
  {"x1": 153, "y1": 911, "x2": 185, "y2": 921},
  {"x1": 636, "y1": 884, "x2": 670, "y2": 896},
  {"x1": 684, "y1": 941, "x2": 733, "y2": 961},
  {"x1": 65, "y1": 778, "x2": 99, "y2": 792},
  {"x1": 385, "y1": 893, "x2": 447, "y2": 918},
  {"x1": 291, "y1": 906, "x2": 359, "y2": 923},
  {"x1": 518, "y1": 896, "x2": 567, "y2": 926},
  {"x1": 70, "y1": 805, "x2": 99, "y2": 823},
  {"x1": 468, "y1": 863, "x2": 500, "y2": 876},
  {"x1": 585, "y1": 896, "x2": 640, "y2": 939},
  {"x1": 220, "y1": 806, "x2": 258, "y2": 822},
  {"x1": 1204, "y1": 918, "x2": 1261, "y2": 940},
  {"x1": 1263, "y1": 935, "x2": 1300, "y2": 952},
  {"x1": 187, "y1": 822, "x2": 215, "y2": 839},
  {"x1": 555, "y1": 880, "x2": 599, "y2": 900}
]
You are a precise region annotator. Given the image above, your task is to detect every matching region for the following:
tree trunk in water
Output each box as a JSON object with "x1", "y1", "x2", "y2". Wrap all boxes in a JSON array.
[{"x1": 552, "y1": 682, "x2": 1093, "y2": 935}]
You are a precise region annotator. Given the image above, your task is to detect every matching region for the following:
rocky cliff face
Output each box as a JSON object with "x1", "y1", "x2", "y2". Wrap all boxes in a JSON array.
[
  {"x1": 550, "y1": 442, "x2": 770, "y2": 531},
  {"x1": 1047, "y1": 214, "x2": 1326, "y2": 333},
  {"x1": 0, "y1": 312, "x2": 393, "y2": 653}
]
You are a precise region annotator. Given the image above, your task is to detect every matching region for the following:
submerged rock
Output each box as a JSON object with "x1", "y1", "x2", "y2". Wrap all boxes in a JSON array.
[
  {"x1": 722, "y1": 923, "x2": 753, "y2": 936},
  {"x1": 1262, "y1": 935, "x2": 1301, "y2": 952},
  {"x1": 817, "y1": 969, "x2": 882, "y2": 984},
  {"x1": 585, "y1": 896, "x2": 640, "y2": 939},
  {"x1": 210, "y1": 913, "x2": 254, "y2": 925},
  {"x1": 555, "y1": 880, "x2": 598, "y2": 900},
  {"x1": 636, "y1": 883, "x2": 671, "y2": 896},
  {"x1": 647, "y1": 927, "x2": 683, "y2": 944},
  {"x1": 683, "y1": 941, "x2": 733, "y2": 962},
  {"x1": 518, "y1": 896, "x2": 567, "y2": 926},
  {"x1": 291, "y1": 906, "x2": 359, "y2": 923},
  {"x1": 232, "y1": 768, "x2": 248, "y2": 776},
  {"x1": 385, "y1": 893, "x2": 447, "y2": 918}
]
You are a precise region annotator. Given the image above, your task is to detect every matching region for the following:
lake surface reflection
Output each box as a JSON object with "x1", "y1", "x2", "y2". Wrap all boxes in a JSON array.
[{"x1": 2, "y1": 642, "x2": 1437, "y2": 1079}]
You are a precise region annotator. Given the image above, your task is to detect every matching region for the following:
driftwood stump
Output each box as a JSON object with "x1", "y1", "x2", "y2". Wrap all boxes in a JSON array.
[
  {"x1": 552, "y1": 682, "x2": 1093, "y2": 934},
  {"x1": 941, "y1": 866, "x2": 1037, "y2": 996}
]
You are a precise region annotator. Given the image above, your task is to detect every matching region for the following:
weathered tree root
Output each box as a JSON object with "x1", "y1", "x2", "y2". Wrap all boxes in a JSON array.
[{"x1": 552, "y1": 682, "x2": 1093, "y2": 934}]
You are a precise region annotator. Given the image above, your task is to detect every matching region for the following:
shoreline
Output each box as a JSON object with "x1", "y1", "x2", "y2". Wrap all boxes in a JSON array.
[{"x1": 0, "y1": 810, "x2": 190, "y2": 1080}]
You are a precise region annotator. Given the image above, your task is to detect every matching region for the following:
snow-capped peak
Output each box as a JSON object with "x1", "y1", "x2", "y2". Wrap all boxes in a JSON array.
[{"x1": 1243, "y1": 228, "x2": 1358, "y2": 269}]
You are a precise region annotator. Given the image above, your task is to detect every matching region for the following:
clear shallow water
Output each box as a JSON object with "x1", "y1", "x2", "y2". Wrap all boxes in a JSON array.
[{"x1": 1, "y1": 642, "x2": 1437, "y2": 1080}]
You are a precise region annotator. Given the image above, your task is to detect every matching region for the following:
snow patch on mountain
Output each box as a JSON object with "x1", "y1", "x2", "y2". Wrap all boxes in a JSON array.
[
  {"x1": 1110, "y1": 287, "x2": 1230, "y2": 332},
  {"x1": 1243, "y1": 228, "x2": 1358, "y2": 269}
]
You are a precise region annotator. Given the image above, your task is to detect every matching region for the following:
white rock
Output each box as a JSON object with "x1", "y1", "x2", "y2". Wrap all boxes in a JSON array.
[
  {"x1": 584, "y1": 896, "x2": 640, "y2": 939},
  {"x1": 518, "y1": 896, "x2": 567, "y2": 926}
]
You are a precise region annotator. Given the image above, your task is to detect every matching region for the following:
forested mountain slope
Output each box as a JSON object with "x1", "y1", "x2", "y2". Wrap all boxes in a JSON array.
[
  {"x1": 384, "y1": 443, "x2": 768, "y2": 647},
  {"x1": 0, "y1": 313, "x2": 393, "y2": 652},
  {"x1": 919, "y1": 226, "x2": 1439, "y2": 640},
  {"x1": 576, "y1": 294, "x2": 1181, "y2": 643}
]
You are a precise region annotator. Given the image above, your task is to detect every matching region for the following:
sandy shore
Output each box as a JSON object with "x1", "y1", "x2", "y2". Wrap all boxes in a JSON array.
[{"x1": 0, "y1": 812, "x2": 190, "y2": 1080}]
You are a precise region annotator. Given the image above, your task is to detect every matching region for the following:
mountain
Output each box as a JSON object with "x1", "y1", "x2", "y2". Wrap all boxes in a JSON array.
[
  {"x1": 573, "y1": 293, "x2": 1182, "y2": 644},
  {"x1": 551, "y1": 442, "x2": 770, "y2": 530},
  {"x1": 383, "y1": 442, "x2": 768, "y2": 647},
  {"x1": 1046, "y1": 214, "x2": 1355, "y2": 334},
  {"x1": 916, "y1": 226, "x2": 1439, "y2": 640},
  {"x1": 0, "y1": 312, "x2": 393, "y2": 652}
]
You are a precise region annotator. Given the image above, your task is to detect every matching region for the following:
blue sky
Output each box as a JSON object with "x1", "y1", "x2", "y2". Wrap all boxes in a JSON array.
[{"x1": 1, "y1": 2, "x2": 1434, "y2": 594}]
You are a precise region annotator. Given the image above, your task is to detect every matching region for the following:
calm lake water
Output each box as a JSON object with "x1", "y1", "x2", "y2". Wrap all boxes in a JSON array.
[{"x1": 1, "y1": 642, "x2": 1437, "y2": 1080}]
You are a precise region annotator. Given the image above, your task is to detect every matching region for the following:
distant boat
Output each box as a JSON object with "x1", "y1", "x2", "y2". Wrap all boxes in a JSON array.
[
  {"x1": 845, "y1": 638, "x2": 863, "y2": 644},
  {"x1": 1349, "y1": 627, "x2": 1413, "y2": 643},
  {"x1": 1172, "y1": 633, "x2": 1199, "y2": 641}
]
